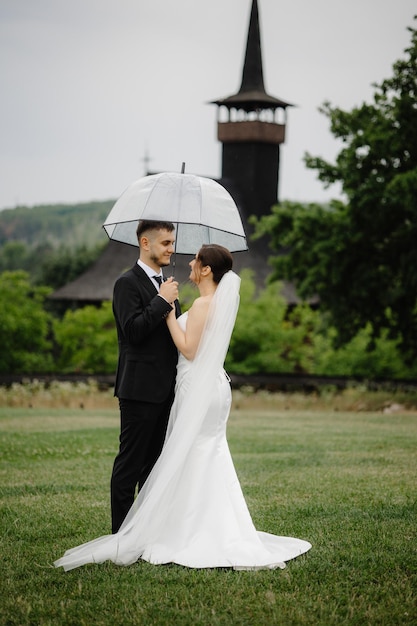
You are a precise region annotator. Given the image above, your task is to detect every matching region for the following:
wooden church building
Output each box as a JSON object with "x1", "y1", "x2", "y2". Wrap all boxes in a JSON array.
[{"x1": 52, "y1": 0, "x2": 297, "y2": 304}]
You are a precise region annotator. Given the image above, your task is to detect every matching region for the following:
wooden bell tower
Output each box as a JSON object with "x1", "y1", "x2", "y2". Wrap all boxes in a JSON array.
[{"x1": 211, "y1": 0, "x2": 292, "y2": 225}]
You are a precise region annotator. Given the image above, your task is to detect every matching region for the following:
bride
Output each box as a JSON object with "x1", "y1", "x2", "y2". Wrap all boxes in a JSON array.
[{"x1": 54, "y1": 244, "x2": 311, "y2": 571}]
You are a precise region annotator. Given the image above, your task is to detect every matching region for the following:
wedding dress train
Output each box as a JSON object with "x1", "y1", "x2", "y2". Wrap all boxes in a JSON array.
[{"x1": 54, "y1": 272, "x2": 311, "y2": 571}]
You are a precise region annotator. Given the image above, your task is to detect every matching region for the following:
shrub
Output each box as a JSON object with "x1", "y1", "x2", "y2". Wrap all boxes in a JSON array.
[
  {"x1": 54, "y1": 302, "x2": 117, "y2": 374},
  {"x1": 0, "y1": 271, "x2": 54, "y2": 373}
]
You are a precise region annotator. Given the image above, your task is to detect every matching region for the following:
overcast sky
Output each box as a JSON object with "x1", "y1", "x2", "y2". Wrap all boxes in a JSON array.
[{"x1": 0, "y1": 0, "x2": 415, "y2": 211}]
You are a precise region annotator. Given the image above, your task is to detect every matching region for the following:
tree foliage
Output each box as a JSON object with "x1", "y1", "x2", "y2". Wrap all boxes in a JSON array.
[
  {"x1": 37, "y1": 242, "x2": 107, "y2": 289},
  {"x1": 53, "y1": 302, "x2": 118, "y2": 374},
  {"x1": 227, "y1": 271, "x2": 317, "y2": 374},
  {"x1": 0, "y1": 271, "x2": 54, "y2": 373},
  {"x1": 226, "y1": 271, "x2": 417, "y2": 378},
  {"x1": 254, "y1": 21, "x2": 417, "y2": 360},
  {"x1": 0, "y1": 200, "x2": 112, "y2": 248},
  {"x1": 0, "y1": 269, "x2": 416, "y2": 378},
  {"x1": 0, "y1": 200, "x2": 111, "y2": 290},
  {"x1": 0, "y1": 240, "x2": 106, "y2": 289}
]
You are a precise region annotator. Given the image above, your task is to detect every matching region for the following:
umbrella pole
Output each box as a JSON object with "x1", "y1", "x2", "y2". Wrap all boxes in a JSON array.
[
  {"x1": 172, "y1": 163, "x2": 185, "y2": 275},
  {"x1": 172, "y1": 222, "x2": 178, "y2": 278}
]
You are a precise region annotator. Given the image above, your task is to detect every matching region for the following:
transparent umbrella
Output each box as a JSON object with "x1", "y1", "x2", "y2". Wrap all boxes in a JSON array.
[{"x1": 103, "y1": 171, "x2": 248, "y2": 255}]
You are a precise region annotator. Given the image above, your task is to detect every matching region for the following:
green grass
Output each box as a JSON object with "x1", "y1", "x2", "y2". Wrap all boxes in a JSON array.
[{"x1": 0, "y1": 406, "x2": 416, "y2": 625}]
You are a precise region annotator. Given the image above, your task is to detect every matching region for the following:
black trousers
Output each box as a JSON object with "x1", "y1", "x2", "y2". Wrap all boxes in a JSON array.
[{"x1": 110, "y1": 393, "x2": 173, "y2": 533}]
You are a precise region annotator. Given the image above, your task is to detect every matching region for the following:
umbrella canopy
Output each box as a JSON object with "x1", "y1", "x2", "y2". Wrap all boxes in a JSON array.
[{"x1": 103, "y1": 172, "x2": 248, "y2": 253}]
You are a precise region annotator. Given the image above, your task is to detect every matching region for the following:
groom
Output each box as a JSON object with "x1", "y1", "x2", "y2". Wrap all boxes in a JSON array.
[{"x1": 110, "y1": 219, "x2": 180, "y2": 533}]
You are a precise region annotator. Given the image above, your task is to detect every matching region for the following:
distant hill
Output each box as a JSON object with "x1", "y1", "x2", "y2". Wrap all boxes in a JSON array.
[{"x1": 0, "y1": 200, "x2": 115, "y2": 250}]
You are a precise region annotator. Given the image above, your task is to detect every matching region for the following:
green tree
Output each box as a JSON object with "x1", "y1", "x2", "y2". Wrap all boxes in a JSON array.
[
  {"x1": 226, "y1": 271, "x2": 318, "y2": 374},
  {"x1": 0, "y1": 239, "x2": 106, "y2": 290},
  {"x1": 313, "y1": 324, "x2": 417, "y2": 379},
  {"x1": 54, "y1": 302, "x2": 117, "y2": 374},
  {"x1": 0, "y1": 200, "x2": 112, "y2": 248},
  {"x1": 255, "y1": 21, "x2": 417, "y2": 360},
  {"x1": 0, "y1": 271, "x2": 54, "y2": 373},
  {"x1": 36, "y1": 242, "x2": 106, "y2": 289},
  {"x1": 0, "y1": 241, "x2": 31, "y2": 272}
]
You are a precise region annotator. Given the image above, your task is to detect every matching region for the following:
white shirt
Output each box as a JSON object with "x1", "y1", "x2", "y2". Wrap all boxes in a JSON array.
[
  {"x1": 137, "y1": 259, "x2": 163, "y2": 291},
  {"x1": 137, "y1": 260, "x2": 169, "y2": 303}
]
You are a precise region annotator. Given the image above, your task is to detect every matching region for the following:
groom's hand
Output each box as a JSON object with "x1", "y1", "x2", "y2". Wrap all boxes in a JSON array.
[{"x1": 160, "y1": 277, "x2": 179, "y2": 304}]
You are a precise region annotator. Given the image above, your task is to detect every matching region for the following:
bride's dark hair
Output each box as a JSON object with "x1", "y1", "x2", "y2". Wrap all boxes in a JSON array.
[{"x1": 197, "y1": 244, "x2": 233, "y2": 284}]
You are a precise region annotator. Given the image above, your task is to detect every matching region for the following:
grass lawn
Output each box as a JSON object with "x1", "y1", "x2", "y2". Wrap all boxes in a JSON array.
[{"x1": 0, "y1": 404, "x2": 416, "y2": 625}]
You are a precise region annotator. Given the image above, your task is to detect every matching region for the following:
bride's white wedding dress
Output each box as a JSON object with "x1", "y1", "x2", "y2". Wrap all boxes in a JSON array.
[{"x1": 55, "y1": 272, "x2": 311, "y2": 571}]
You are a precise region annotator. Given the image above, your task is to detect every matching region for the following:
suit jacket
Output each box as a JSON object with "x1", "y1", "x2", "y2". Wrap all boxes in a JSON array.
[{"x1": 112, "y1": 264, "x2": 180, "y2": 403}]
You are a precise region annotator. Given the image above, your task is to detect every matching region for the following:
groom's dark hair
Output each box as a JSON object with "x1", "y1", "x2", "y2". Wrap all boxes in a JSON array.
[
  {"x1": 198, "y1": 244, "x2": 233, "y2": 284},
  {"x1": 136, "y1": 220, "x2": 175, "y2": 244}
]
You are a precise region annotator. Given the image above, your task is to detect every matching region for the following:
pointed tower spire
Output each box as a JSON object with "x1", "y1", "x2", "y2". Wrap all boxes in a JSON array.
[
  {"x1": 238, "y1": 0, "x2": 265, "y2": 94},
  {"x1": 211, "y1": 0, "x2": 291, "y2": 111},
  {"x1": 210, "y1": 0, "x2": 295, "y2": 236}
]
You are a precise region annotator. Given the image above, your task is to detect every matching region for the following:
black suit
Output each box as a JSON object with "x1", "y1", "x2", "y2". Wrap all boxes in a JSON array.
[{"x1": 110, "y1": 263, "x2": 180, "y2": 532}]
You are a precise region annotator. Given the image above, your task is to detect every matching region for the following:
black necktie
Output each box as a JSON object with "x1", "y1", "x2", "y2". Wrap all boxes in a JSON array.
[{"x1": 153, "y1": 275, "x2": 163, "y2": 286}]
